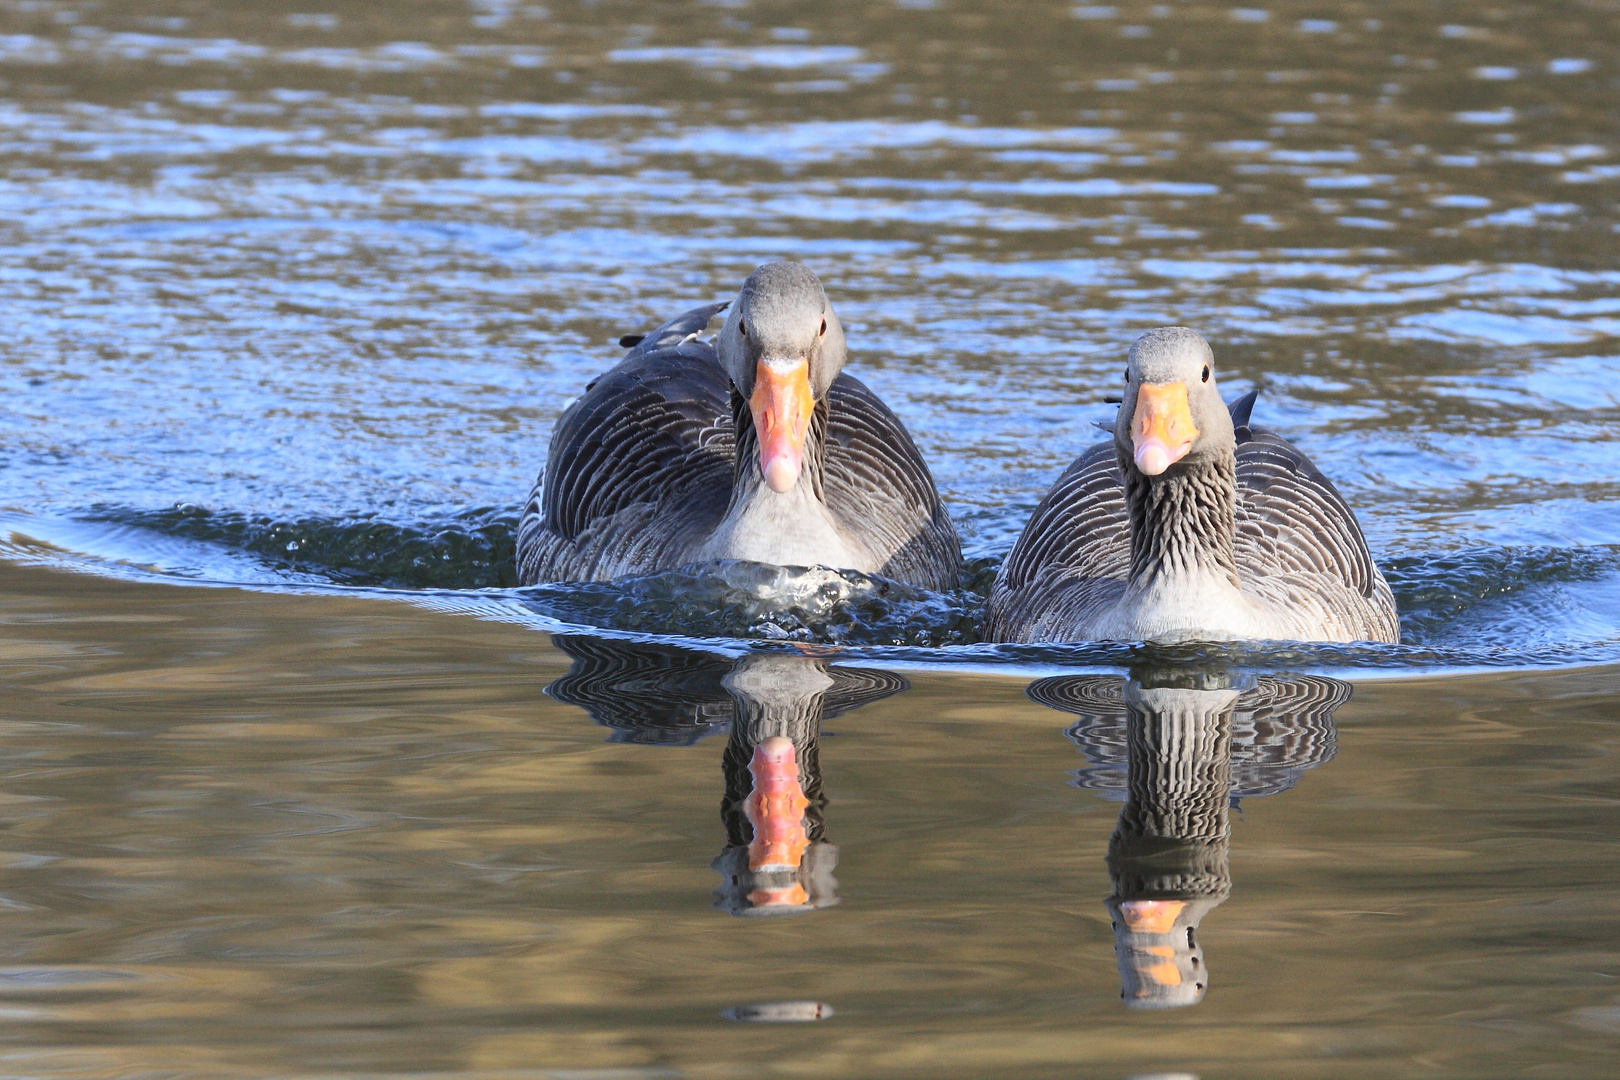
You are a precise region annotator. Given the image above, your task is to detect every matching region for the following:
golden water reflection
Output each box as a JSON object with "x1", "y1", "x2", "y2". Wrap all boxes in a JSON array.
[
  {"x1": 1031, "y1": 669, "x2": 1347, "y2": 1008},
  {"x1": 547, "y1": 636, "x2": 907, "y2": 918},
  {"x1": 3, "y1": 563, "x2": 1620, "y2": 1077}
]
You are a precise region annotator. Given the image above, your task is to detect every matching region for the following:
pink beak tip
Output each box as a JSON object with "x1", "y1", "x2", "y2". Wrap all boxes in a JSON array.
[
  {"x1": 752, "y1": 736, "x2": 796, "y2": 765},
  {"x1": 762, "y1": 454, "x2": 800, "y2": 493},
  {"x1": 1135, "y1": 442, "x2": 1172, "y2": 476}
]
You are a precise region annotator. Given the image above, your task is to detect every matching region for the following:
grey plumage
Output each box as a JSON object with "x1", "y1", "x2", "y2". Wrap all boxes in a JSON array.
[
  {"x1": 518, "y1": 264, "x2": 961, "y2": 589},
  {"x1": 986, "y1": 327, "x2": 1398, "y2": 643}
]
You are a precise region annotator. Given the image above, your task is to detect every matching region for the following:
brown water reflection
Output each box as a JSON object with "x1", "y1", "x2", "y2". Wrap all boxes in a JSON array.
[
  {"x1": 547, "y1": 636, "x2": 909, "y2": 916},
  {"x1": 4, "y1": 562, "x2": 1620, "y2": 1077},
  {"x1": 1030, "y1": 669, "x2": 1347, "y2": 1008}
]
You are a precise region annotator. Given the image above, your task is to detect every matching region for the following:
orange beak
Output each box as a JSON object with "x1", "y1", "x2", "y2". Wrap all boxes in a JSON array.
[
  {"x1": 1119, "y1": 898, "x2": 1186, "y2": 935},
  {"x1": 747, "y1": 883, "x2": 810, "y2": 908},
  {"x1": 1130, "y1": 382, "x2": 1199, "y2": 476},
  {"x1": 744, "y1": 736, "x2": 810, "y2": 873},
  {"x1": 750, "y1": 360, "x2": 815, "y2": 493}
]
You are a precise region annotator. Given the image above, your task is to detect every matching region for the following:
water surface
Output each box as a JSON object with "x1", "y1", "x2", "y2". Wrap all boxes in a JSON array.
[
  {"x1": 1, "y1": 0, "x2": 1618, "y2": 660},
  {"x1": 2, "y1": 563, "x2": 1619, "y2": 1078},
  {"x1": 1, "y1": 2, "x2": 1620, "y2": 1075}
]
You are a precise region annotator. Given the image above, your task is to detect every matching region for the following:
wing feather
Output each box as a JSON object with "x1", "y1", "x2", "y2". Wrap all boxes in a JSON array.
[
  {"x1": 517, "y1": 327, "x2": 734, "y2": 584},
  {"x1": 985, "y1": 441, "x2": 1129, "y2": 640},
  {"x1": 823, "y1": 374, "x2": 962, "y2": 590},
  {"x1": 1233, "y1": 427, "x2": 1398, "y2": 640}
]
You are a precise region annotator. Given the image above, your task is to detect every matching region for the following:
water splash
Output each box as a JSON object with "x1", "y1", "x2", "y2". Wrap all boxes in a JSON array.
[
  {"x1": 517, "y1": 559, "x2": 983, "y2": 648},
  {"x1": 4, "y1": 505, "x2": 1618, "y2": 670}
]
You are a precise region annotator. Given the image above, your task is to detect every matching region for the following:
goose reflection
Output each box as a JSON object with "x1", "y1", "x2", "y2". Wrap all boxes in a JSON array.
[
  {"x1": 545, "y1": 635, "x2": 906, "y2": 916},
  {"x1": 1028, "y1": 668, "x2": 1348, "y2": 1009}
]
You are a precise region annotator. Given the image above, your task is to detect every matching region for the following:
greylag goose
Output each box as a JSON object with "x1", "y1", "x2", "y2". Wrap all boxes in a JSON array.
[
  {"x1": 517, "y1": 262, "x2": 962, "y2": 589},
  {"x1": 986, "y1": 327, "x2": 1398, "y2": 643}
]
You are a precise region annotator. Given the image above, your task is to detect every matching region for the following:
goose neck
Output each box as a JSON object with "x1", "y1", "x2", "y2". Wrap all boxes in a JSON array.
[{"x1": 1122, "y1": 448, "x2": 1241, "y2": 589}]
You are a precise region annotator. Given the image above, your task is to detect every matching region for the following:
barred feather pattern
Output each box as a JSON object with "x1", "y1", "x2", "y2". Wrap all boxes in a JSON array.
[
  {"x1": 983, "y1": 441, "x2": 1130, "y2": 641},
  {"x1": 1028, "y1": 672, "x2": 1346, "y2": 799},
  {"x1": 985, "y1": 398, "x2": 1399, "y2": 643},
  {"x1": 518, "y1": 311, "x2": 960, "y2": 589},
  {"x1": 544, "y1": 634, "x2": 736, "y2": 746},
  {"x1": 1125, "y1": 448, "x2": 1241, "y2": 587},
  {"x1": 1106, "y1": 686, "x2": 1236, "y2": 901}
]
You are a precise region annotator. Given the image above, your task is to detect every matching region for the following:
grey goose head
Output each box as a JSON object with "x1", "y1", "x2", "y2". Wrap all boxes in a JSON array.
[
  {"x1": 717, "y1": 261, "x2": 849, "y2": 493},
  {"x1": 1113, "y1": 326, "x2": 1236, "y2": 478}
]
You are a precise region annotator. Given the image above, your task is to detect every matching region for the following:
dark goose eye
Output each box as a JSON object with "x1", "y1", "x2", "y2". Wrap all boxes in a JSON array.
[
  {"x1": 1123, "y1": 368, "x2": 1129, "y2": 383},
  {"x1": 819, "y1": 318, "x2": 826, "y2": 336},
  {"x1": 1201, "y1": 365, "x2": 1210, "y2": 383},
  {"x1": 738, "y1": 318, "x2": 747, "y2": 338}
]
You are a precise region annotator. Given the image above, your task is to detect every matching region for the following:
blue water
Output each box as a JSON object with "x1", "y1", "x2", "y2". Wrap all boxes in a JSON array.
[{"x1": 2, "y1": 0, "x2": 1618, "y2": 668}]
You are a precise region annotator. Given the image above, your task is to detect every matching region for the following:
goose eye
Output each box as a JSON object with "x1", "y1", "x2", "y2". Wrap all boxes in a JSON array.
[
  {"x1": 1201, "y1": 365, "x2": 1210, "y2": 383},
  {"x1": 1123, "y1": 368, "x2": 1129, "y2": 383},
  {"x1": 738, "y1": 318, "x2": 747, "y2": 338},
  {"x1": 819, "y1": 318, "x2": 826, "y2": 337}
]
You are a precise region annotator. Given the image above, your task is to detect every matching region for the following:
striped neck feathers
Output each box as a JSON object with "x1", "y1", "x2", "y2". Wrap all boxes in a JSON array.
[{"x1": 1121, "y1": 447, "x2": 1241, "y2": 589}]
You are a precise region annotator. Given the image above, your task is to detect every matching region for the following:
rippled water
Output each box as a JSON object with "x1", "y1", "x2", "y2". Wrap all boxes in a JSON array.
[
  {"x1": 2, "y1": 3, "x2": 1620, "y2": 1075},
  {"x1": 1, "y1": 0, "x2": 1618, "y2": 662},
  {"x1": 3, "y1": 563, "x2": 1620, "y2": 1078}
]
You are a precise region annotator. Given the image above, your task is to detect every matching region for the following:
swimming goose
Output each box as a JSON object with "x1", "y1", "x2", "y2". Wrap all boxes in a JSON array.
[
  {"x1": 986, "y1": 327, "x2": 1398, "y2": 643},
  {"x1": 517, "y1": 262, "x2": 962, "y2": 589}
]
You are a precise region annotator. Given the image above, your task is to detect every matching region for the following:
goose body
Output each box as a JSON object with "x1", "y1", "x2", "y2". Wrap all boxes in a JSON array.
[
  {"x1": 986, "y1": 328, "x2": 1398, "y2": 644},
  {"x1": 518, "y1": 263, "x2": 961, "y2": 589}
]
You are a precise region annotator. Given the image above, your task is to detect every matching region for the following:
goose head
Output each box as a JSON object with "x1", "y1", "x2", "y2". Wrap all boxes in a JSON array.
[
  {"x1": 1114, "y1": 327, "x2": 1234, "y2": 478},
  {"x1": 718, "y1": 261, "x2": 848, "y2": 493}
]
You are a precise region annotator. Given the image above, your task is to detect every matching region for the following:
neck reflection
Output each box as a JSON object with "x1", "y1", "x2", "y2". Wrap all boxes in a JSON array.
[
  {"x1": 545, "y1": 635, "x2": 906, "y2": 917},
  {"x1": 1029, "y1": 668, "x2": 1349, "y2": 1009}
]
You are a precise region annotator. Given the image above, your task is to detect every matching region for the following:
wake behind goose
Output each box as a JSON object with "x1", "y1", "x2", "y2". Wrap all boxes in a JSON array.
[
  {"x1": 987, "y1": 327, "x2": 1399, "y2": 644},
  {"x1": 517, "y1": 261, "x2": 962, "y2": 590}
]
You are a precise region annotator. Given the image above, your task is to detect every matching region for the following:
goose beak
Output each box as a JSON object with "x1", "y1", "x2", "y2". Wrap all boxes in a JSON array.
[
  {"x1": 747, "y1": 883, "x2": 810, "y2": 908},
  {"x1": 751, "y1": 360, "x2": 814, "y2": 493},
  {"x1": 744, "y1": 736, "x2": 810, "y2": 873},
  {"x1": 1131, "y1": 382, "x2": 1199, "y2": 476},
  {"x1": 1118, "y1": 898, "x2": 1186, "y2": 935}
]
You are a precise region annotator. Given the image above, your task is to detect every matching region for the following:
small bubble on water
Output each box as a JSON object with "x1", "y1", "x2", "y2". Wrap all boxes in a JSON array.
[{"x1": 723, "y1": 1001, "x2": 834, "y2": 1022}]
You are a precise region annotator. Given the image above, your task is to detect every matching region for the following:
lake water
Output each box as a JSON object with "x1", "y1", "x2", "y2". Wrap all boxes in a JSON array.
[{"x1": 1, "y1": 1, "x2": 1618, "y2": 1076}]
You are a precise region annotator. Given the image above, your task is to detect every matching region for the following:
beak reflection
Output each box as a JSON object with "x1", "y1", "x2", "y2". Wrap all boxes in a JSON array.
[
  {"x1": 1028, "y1": 666, "x2": 1349, "y2": 1009},
  {"x1": 546, "y1": 635, "x2": 907, "y2": 917}
]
